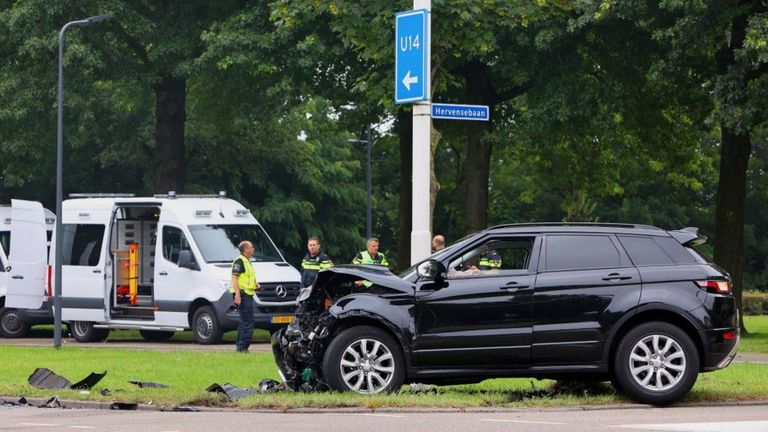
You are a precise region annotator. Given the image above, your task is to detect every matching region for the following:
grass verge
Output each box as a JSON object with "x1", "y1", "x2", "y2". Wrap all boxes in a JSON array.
[
  {"x1": 0, "y1": 346, "x2": 766, "y2": 409},
  {"x1": 742, "y1": 315, "x2": 768, "y2": 353}
]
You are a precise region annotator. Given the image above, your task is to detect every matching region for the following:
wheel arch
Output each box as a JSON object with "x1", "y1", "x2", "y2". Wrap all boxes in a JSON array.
[
  {"x1": 187, "y1": 298, "x2": 213, "y2": 328},
  {"x1": 329, "y1": 311, "x2": 412, "y2": 370},
  {"x1": 605, "y1": 306, "x2": 705, "y2": 374}
]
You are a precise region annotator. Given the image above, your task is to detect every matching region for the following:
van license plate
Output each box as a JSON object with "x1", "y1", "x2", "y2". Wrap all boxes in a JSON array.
[{"x1": 271, "y1": 315, "x2": 294, "y2": 324}]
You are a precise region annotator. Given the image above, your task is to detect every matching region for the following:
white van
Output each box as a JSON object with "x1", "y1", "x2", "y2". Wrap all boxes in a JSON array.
[
  {"x1": 0, "y1": 202, "x2": 55, "y2": 338},
  {"x1": 9, "y1": 193, "x2": 301, "y2": 344}
]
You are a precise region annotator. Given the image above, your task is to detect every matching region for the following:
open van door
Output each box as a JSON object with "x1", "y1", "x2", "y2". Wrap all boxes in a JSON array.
[{"x1": 6, "y1": 199, "x2": 47, "y2": 309}]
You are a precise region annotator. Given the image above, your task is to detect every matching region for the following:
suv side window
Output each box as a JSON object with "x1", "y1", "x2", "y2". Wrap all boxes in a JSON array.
[
  {"x1": 545, "y1": 235, "x2": 620, "y2": 271},
  {"x1": 162, "y1": 226, "x2": 191, "y2": 265},
  {"x1": 447, "y1": 238, "x2": 534, "y2": 278},
  {"x1": 618, "y1": 235, "x2": 675, "y2": 266}
]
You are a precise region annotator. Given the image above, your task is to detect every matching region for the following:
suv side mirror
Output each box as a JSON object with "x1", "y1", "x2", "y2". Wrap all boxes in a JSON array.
[
  {"x1": 178, "y1": 250, "x2": 200, "y2": 271},
  {"x1": 416, "y1": 260, "x2": 442, "y2": 280}
]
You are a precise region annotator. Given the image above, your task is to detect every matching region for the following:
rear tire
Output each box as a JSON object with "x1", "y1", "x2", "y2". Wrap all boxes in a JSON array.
[
  {"x1": 139, "y1": 330, "x2": 175, "y2": 342},
  {"x1": 71, "y1": 321, "x2": 109, "y2": 343},
  {"x1": 322, "y1": 326, "x2": 405, "y2": 394},
  {"x1": 192, "y1": 306, "x2": 222, "y2": 344},
  {"x1": 613, "y1": 321, "x2": 699, "y2": 405},
  {"x1": 0, "y1": 307, "x2": 30, "y2": 338}
]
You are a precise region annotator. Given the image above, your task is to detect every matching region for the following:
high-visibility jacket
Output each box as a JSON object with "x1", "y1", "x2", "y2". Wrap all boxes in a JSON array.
[
  {"x1": 479, "y1": 251, "x2": 502, "y2": 270},
  {"x1": 353, "y1": 250, "x2": 389, "y2": 267},
  {"x1": 231, "y1": 255, "x2": 257, "y2": 296},
  {"x1": 301, "y1": 251, "x2": 334, "y2": 287}
]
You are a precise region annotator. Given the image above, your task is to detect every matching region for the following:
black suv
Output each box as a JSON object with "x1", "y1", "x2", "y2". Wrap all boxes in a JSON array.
[{"x1": 273, "y1": 223, "x2": 739, "y2": 405}]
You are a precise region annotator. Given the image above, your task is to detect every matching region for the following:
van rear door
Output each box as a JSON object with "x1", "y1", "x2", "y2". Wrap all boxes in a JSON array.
[{"x1": 6, "y1": 199, "x2": 47, "y2": 309}]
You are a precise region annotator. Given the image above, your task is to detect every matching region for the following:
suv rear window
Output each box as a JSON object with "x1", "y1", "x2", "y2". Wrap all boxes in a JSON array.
[
  {"x1": 545, "y1": 235, "x2": 620, "y2": 271},
  {"x1": 654, "y1": 236, "x2": 697, "y2": 264}
]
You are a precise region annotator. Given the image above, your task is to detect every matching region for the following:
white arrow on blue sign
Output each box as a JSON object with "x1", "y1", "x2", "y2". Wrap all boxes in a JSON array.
[
  {"x1": 431, "y1": 103, "x2": 490, "y2": 121},
  {"x1": 395, "y1": 9, "x2": 430, "y2": 104}
]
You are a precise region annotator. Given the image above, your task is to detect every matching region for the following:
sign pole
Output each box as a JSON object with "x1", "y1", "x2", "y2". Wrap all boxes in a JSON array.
[{"x1": 410, "y1": 0, "x2": 431, "y2": 264}]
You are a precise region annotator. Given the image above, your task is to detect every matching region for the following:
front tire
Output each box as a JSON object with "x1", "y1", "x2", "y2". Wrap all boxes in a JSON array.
[
  {"x1": 192, "y1": 306, "x2": 222, "y2": 344},
  {"x1": 0, "y1": 307, "x2": 30, "y2": 338},
  {"x1": 139, "y1": 330, "x2": 175, "y2": 342},
  {"x1": 322, "y1": 326, "x2": 405, "y2": 394},
  {"x1": 71, "y1": 321, "x2": 109, "y2": 343},
  {"x1": 613, "y1": 321, "x2": 699, "y2": 405}
]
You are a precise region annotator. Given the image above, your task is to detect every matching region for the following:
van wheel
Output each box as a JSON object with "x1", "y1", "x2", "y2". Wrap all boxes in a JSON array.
[
  {"x1": 192, "y1": 306, "x2": 222, "y2": 344},
  {"x1": 139, "y1": 330, "x2": 175, "y2": 342},
  {"x1": 0, "y1": 308, "x2": 30, "y2": 338},
  {"x1": 71, "y1": 321, "x2": 109, "y2": 343},
  {"x1": 613, "y1": 321, "x2": 699, "y2": 405},
  {"x1": 322, "y1": 326, "x2": 405, "y2": 394}
]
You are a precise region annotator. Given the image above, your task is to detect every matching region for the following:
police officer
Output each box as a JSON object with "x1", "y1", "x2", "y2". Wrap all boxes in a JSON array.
[
  {"x1": 352, "y1": 237, "x2": 389, "y2": 287},
  {"x1": 231, "y1": 240, "x2": 259, "y2": 353},
  {"x1": 353, "y1": 237, "x2": 389, "y2": 266},
  {"x1": 300, "y1": 236, "x2": 333, "y2": 288},
  {"x1": 479, "y1": 249, "x2": 502, "y2": 270}
]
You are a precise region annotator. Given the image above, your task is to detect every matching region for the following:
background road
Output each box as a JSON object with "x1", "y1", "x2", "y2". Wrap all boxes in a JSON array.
[{"x1": 1, "y1": 403, "x2": 767, "y2": 432}]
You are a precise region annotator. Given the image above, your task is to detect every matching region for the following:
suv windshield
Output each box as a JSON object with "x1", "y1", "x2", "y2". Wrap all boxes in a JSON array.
[{"x1": 189, "y1": 224, "x2": 282, "y2": 263}]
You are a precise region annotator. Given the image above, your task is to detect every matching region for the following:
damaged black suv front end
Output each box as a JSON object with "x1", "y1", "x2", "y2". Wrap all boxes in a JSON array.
[{"x1": 271, "y1": 265, "x2": 414, "y2": 392}]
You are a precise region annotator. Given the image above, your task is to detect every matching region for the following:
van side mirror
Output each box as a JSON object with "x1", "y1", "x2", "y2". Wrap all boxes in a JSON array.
[
  {"x1": 178, "y1": 250, "x2": 199, "y2": 271},
  {"x1": 416, "y1": 260, "x2": 443, "y2": 280}
]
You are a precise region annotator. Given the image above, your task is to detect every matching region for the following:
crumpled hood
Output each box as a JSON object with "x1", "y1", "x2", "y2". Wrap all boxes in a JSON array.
[{"x1": 313, "y1": 264, "x2": 413, "y2": 295}]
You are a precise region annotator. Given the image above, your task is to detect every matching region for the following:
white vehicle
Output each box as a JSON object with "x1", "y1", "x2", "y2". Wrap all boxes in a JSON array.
[
  {"x1": 8, "y1": 193, "x2": 301, "y2": 343},
  {"x1": 0, "y1": 202, "x2": 55, "y2": 338}
]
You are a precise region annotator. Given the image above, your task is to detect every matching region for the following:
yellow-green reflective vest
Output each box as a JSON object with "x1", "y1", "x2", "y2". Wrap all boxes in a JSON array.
[{"x1": 231, "y1": 255, "x2": 257, "y2": 296}]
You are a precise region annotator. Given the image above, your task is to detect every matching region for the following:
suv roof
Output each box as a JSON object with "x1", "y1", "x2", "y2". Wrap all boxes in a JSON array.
[{"x1": 484, "y1": 223, "x2": 704, "y2": 246}]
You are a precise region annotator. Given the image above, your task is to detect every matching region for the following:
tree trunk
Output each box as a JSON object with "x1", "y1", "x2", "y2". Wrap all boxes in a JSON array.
[
  {"x1": 463, "y1": 120, "x2": 492, "y2": 233},
  {"x1": 461, "y1": 61, "x2": 495, "y2": 233},
  {"x1": 153, "y1": 75, "x2": 186, "y2": 193},
  {"x1": 713, "y1": 11, "x2": 752, "y2": 333},
  {"x1": 713, "y1": 128, "x2": 750, "y2": 332},
  {"x1": 396, "y1": 108, "x2": 412, "y2": 271}
]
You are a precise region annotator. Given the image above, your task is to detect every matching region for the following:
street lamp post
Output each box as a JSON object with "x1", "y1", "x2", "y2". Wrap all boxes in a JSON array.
[
  {"x1": 54, "y1": 14, "x2": 111, "y2": 349},
  {"x1": 347, "y1": 124, "x2": 373, "y2": 239}
]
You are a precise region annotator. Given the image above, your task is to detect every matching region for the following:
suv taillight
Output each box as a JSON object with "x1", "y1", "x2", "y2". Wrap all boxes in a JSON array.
[{"x1": 696, "y1": 280, "x2": 731, "y2": 294}]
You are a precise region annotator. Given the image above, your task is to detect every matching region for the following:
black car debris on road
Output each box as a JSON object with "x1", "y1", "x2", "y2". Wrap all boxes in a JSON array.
[{"x1": 273, "y1": 223, "x2": 739, "y2": 405}]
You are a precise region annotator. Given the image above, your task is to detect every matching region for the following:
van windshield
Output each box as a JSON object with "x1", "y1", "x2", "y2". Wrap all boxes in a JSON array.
[{"x1": 189, "y1": 224, "x2": 283, "y2": 263}]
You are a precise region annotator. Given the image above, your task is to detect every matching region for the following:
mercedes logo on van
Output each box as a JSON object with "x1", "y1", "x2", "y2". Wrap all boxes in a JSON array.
[{"x1": 276, "y1": 285, "x2": 287, "y2": 298}]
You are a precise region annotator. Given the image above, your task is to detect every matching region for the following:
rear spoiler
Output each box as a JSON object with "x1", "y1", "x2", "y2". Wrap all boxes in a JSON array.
[{"x1": 669, "y1": 227, "x2": 707, "y2": 246}]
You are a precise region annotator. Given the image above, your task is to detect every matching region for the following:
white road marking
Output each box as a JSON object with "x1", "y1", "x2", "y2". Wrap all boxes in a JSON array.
[
  {"x1": 19, "y1": 423, "x2": 57, "y2": 427},
  {"x1": 481, "y1": 419, "x2": 567, "y2": 425},
  {"x1": 351, "y1": 413, "x2": 404, "y2": 418},
  {"x1": 67, "y1": 427, "x2": 96, "y2": 430},
  {"x1": 616, "y1": 420, "x2": 768, "y2": 432}
]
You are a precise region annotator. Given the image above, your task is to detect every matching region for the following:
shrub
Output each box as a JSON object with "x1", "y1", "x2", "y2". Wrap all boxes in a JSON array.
[{"x1": 743, "y1": 291, "x2": 768, "y2": 315}]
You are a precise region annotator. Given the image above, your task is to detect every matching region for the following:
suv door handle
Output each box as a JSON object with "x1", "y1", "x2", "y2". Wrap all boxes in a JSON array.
[
  {"x1": 500, "y1": 282, "x2": 530, "y2": 291},
  {"x1": 602, "y1": 273, "x2": 632, "y2": 281},
  {"x1": 11, "y1": 275, "x2": 23, "y2": 280},
  {"x1": 159, "y1": 271, "x2": 168, "y2": 276},
  {"x1": 92, "y1": 269, "x2": 102, "y2": 274}
]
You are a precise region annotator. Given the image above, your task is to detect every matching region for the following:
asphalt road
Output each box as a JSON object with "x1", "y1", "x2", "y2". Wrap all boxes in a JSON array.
[{"x1": 2, "y1": 403, "x2": 767, "y2": 432}]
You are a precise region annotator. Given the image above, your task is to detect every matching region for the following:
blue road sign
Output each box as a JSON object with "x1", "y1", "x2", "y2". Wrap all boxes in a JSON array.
[
  {"x1": 431, "y1": 103, "x2": 490, "y2": 121},
  {"x1": 395, "y1": 9, "x2": 429, "y2": 104}
]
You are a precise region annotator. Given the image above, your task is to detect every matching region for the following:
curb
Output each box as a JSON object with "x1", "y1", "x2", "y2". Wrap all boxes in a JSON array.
[{"x1": 4, "y1": 396, "x2": 768, "y2": 414}]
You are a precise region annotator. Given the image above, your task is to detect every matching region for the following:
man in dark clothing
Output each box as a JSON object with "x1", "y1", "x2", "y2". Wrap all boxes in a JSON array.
[{"x1": 300, "y1": 236, "x2": 334, "y2": 288}]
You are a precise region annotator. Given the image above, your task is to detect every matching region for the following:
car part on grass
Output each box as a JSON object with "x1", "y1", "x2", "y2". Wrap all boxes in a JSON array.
[
  {"x1": 1, "y1": 396, "x2": 29, "y2": 406},
  {"x1": 128, "y1": 380, "x2": 169, "y2": 389},
  {"x1": 27, "y1": 368, "x2": 106, "y2": 390},
  {"x1": 205, "y1": 383, "x2": 260, "y2": 399},
  {"x1": 39, "y1": 396, "x2": 63, "y2": 409},
  {"x1": 109, "y1": 402, "x2": 138, "y2": 410}
]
